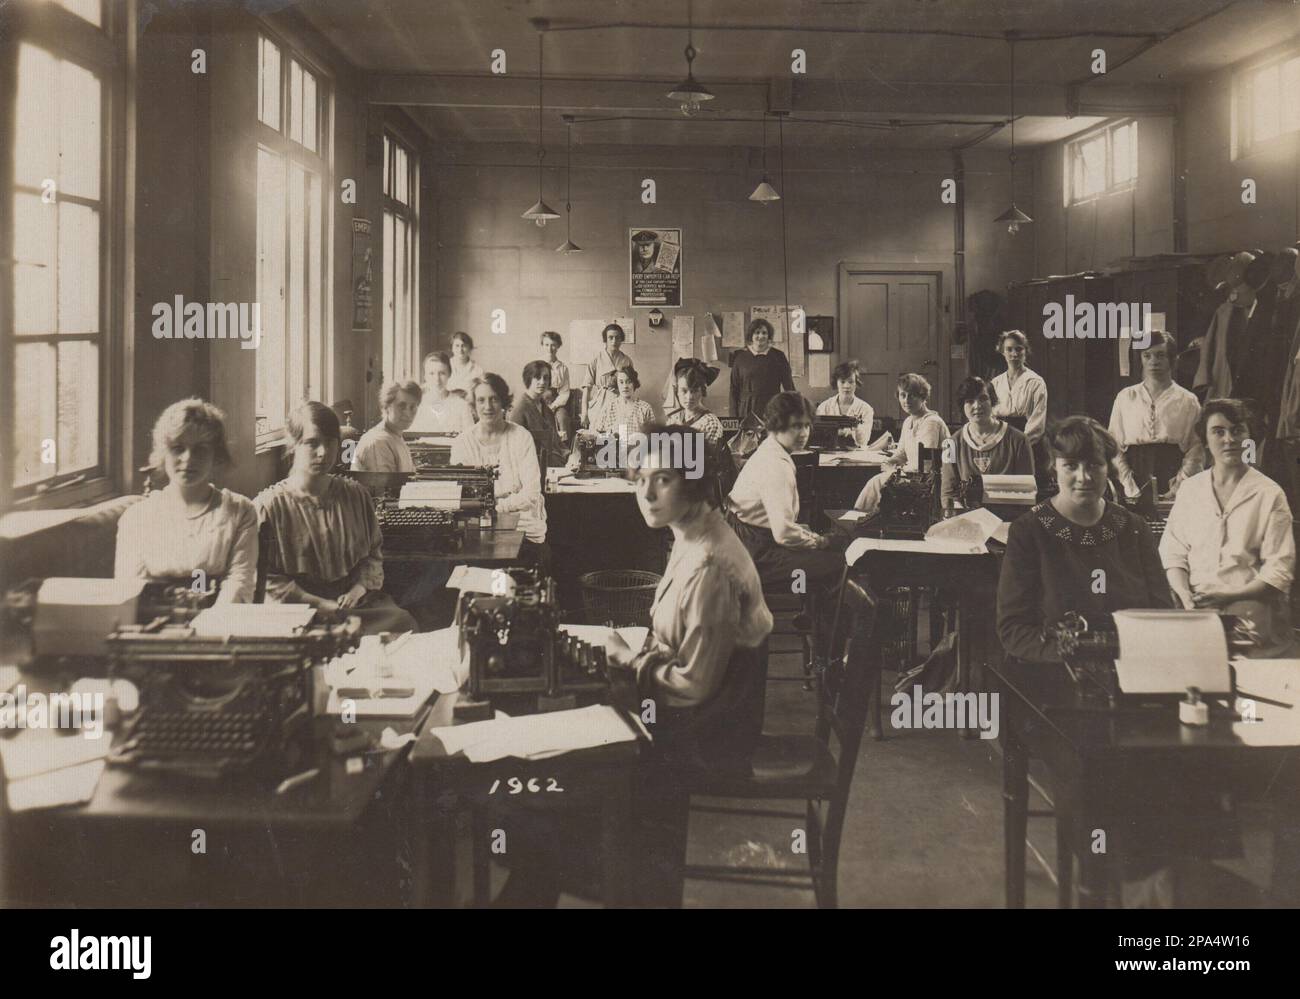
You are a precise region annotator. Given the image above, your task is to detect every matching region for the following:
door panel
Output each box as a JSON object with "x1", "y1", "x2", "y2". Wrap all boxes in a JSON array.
[{"x1": 844, "y1": 271, "x2": 942, "y2": 420}]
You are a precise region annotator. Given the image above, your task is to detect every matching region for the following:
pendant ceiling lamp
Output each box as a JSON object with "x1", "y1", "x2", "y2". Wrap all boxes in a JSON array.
[
  {"x1": 666, "y1": 0, "x2": 714, "y2": 117},
  {"x1": 995, "y1": 30, "x2": 1032, "y2": 236},
  {"x1": 749, "y1": 114, "x2": 781, "y2": 204},
  {"x1": 555, "y1": 116, "x2": 582, "y2": 253},
  {"x1": 522, "y1": 22, "x2": 560, "y2": 226}
]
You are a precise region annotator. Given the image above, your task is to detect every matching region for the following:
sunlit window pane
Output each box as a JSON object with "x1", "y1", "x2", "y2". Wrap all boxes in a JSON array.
[
  {"x1": 12, "y1": 191, "x2": 56, "y2": 335},
  {"x1": 1282, "y1": 58, "x2": 1300, "y2": 134},
  {"x1": 59, "y1": 60, "x2": 101, "y2": 200},
  {"x1": 57, "y1": 340, "x2": 99, "y2": 473},
  {"x1": 1253, "y1": 63, "x2": 1280, "y2": 142},
  {"x1": 13, "y1": 343, "x2": 58, "y2": 488},
  {"x1": 288, "y1": 164, "x2": 307, "y2": 406},
  {"x1": 289, "y1": 60, "x2": 303, "y2": 144},
  {"x1": 396, "y1": 146, "x2": 408, "y2": 205},
  {"x1": 256, "y1": 147, "x2": 286, "y2": 436},
  {"x1": 1080, "y1": 136, "x2": 1106, "y2": 197},
  {"x1": 383, "y1": 136, "x2": 391, "y2": 197},
  {"x1": 382, "y1": 211, "x2": 394, "y2": 381},
  {"x1": 54, "y1": 0, "x2": 102, "y2": 27},
  {"x1": 259, "y1": 36, "x2": 281, "y2": 129},
  {"x1": 308, "y1": 171, "x2": 322, "y2": 396},
  {"x1": 1112, "y1": 124, "x2": 1132, "y2": 184},
  {"x1": 302, "y1": 69, "x2": 317, "y2": 152},
  {"x1": 57, "y1": 203, "x2": 100, "y2": 334},
  {"x1": 14, "y1": 45, "x2": 58, "y2": 191}
]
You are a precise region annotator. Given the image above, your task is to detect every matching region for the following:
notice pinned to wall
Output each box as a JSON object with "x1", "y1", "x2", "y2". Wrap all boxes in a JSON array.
[
  {"x1": 808, "y1": 353, "x2": 832, "y2": 388},
  {"x1": 788, "y1": 307, "x2": 806, "y2": 378},
  {"x1": 721, "y1": 311, "x2": 745, "y2": 348},
  {"x1": 614, "y1": 316, "x2": 635, "y2": 345},
  {"x1": 671, "y1": 315, "x2": 695, "y2": 360}
]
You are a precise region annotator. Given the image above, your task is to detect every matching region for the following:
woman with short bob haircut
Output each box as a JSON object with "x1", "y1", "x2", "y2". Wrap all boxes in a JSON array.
[
  {"x1": 853, "y1": 372, "x2": 950, "y2": 517},
  {"x1": 411, "y1": 350, "x2": 473, "y2": 434},
  {"x1": 255, "y1": 402, "x2": 418, "y2": 634},
  {"x1": 447, "y1": 331, "x2": 485, "y2": 395},
  {"x1": 352, "y1": 379, "x2": 422, "y2": 472},
  {"x1": 997, "y1": 416, "x2": 1170, "y2": 664},
  {"x1": 815, "y1": 359, "x2": 876, "y2": 448},
  {"x1": 941, "y1": 375, "x2": 1035, "y2": 510},
  {"x1": 116, "y1": 398, "x2": 259, "y2": 603},
  {"x1": 729, "y1": 317, "x2": 795, "y2": 423},
  {"x1": 1160, "y1": 398, "x2": 1295, "y2": 657}
]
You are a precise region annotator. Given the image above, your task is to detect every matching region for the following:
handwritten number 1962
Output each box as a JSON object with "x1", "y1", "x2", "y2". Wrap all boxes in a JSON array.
[{"x1": 488, "y1": 777, "x2": 564, "y2": 794}]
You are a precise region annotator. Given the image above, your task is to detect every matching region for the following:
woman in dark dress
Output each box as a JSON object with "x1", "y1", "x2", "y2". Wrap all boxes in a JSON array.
[{"x1": 729, "y1": 318, "x2": 795, "y2": 422}]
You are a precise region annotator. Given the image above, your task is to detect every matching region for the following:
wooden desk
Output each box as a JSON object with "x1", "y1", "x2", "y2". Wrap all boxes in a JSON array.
[
  {"x1": 811, "y1": 453, "x2": 885, "y2": 530},
  {"x1": 3, "y1": 711, "x2": 425, "y2": 906},
  {"x1": 991, "y1": 658, "x2": 1300, "y2": 908},
  {"x1": 408, "y1": 690, "x2": 644, "y2": 908},
  {"x1": 827, "y1": 510, "x2": 1002, "y2": 739}
]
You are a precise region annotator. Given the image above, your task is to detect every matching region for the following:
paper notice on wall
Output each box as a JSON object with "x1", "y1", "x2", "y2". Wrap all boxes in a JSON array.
[
  {"x1": 809, "y1": 353, "x2": 831, "y2": 387},
  {"x1": 721, "y1": 311, "x2": 745, "y2": 348},
  {"x1": 671, "y1": 315, "x2": 695, "y2": 360},
  {"x1": 788, "y1": 307, "x2": 806, "y2": 377},
  {"x1": 700, "y1": 330, "x2": 719, "y2": 362},
  {"x1": 614, "y1": 316, "x2": 635, "y2": 345},
  {"x1": 569, "y1": 319, "x2": 608, "y2": 363}
]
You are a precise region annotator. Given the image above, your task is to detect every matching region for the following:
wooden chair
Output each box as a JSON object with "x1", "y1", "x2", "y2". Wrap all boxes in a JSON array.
[{"x1": 683, "y1": 576, "x2": 879, "y2": 908}]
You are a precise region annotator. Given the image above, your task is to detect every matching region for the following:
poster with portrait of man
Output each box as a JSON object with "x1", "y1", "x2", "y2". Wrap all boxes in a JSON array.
[{"x1": 629, "y1": 227, "x2": 683, "y2": 308}]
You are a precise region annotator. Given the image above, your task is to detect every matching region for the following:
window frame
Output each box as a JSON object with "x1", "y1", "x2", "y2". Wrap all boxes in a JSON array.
[
  {"x1": 380, "y1": 129, "x2": 419, "y2": 383},
  {"x1": 1232, "y1": 47, "x2": 1300, "y2": 159},
  {"x1": 1, "y1": 0, "x2": 130, "y2": 511},
  {"x1": 1064, "y1": 119, "x2": 1138, "y2": 207},
  {"x1": 253, "y1": 27, "x2": 334, "y2": 451}
]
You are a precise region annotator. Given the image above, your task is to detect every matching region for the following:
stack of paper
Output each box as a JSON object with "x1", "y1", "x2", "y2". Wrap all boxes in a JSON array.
[
  {"x1": 845, "y1": 537, "x2": 986, "y2": 565},
  {"x1": 191, "y1": 603, "x2": 316, "y2": 638},
  {"x1": 0, "y1": 729, "x2": 110, "y2": 812},
  {"x1": 925, "y1": 507, "x2": 1005, "y2": 547},
  {"x1": 447, "y1": 565, "x2": 507, "y2": 594},
  {"x1": 981, "y1": 474, "x2": 1037, "y2": 505},
  {"x1": 416, "y1": 704, "x2": 637, "y2": 762},
  {"x1": 398, "y1": 480, "x2": 462, "y2": 509},
  {"x1": 820, "y1": 450, "x2": 890, "y2": 466}
]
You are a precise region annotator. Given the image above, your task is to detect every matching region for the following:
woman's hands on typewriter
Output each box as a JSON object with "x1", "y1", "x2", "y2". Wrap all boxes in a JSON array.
[
  {"x1": 604, "y1": 631, "x2": 635, "y2": 667},
  {"x1": 335, "y1": 583, "x2": 369, "y2": 610}
]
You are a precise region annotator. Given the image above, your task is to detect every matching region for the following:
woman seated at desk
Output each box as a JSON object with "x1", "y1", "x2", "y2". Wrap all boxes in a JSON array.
[
  {"x1": 590, "y1": 365, "x2": 657, "y2": 439},
  {"x1": 815, "y1": 360, "x2": 876, "y2": 449},
  {"x1": 853, "y1": 373, "x2": 950, "y2": 518},
  {"x1": 351, "y1": 380, "x2": 421, "y2": 473},
  {"x1": 726, "y1": 392, "x2": 844, "y2": 659},
  {"x1": 1160, "y1": 398, "x2": 1296, "y2": 657},
  {"x1": 255, "y1": 402, "x2": 417, "y2": 635},
  {"x1": 116, "y1": 398, "x2": 259, "y2": 602},
  {"x1": 941, "y1": 376, "x2": 1035, "y2": 511},
  {"x1": 446, "y1": 331, "x2": 486, "y2": 396},
  {"x1": 1108, "y1": 331, "x2": 1204, "y2": 501},
  {"x1": 510, "y1": 360, "x2": 568, "y2": 468},
  {"x1": 666, "y1": 358, "x2": 724, "y2": 443},
  {"x1": 451, "y1": 374, "x2": 548, "y2": 561},
  {"x1": 997, "y1": 416, "x2": 1170, "y2": 664},
  {"x1": 410, "y1": 351, "x2": 473, "y2": 434}
]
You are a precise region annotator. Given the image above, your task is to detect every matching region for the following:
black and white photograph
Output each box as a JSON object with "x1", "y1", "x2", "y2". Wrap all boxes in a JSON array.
[{"x1": 2, "y1": 0, "x2": 1300, "y2": 955}]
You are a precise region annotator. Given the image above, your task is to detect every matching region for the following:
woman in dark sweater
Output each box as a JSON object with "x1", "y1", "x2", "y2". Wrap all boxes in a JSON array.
[
  {"x1": 997, "y1": 416, "x2": 1171, "y2": 663},
  {"x1": 941, "y1": 376, "x2": 1034, "y2": 513},
  {"x1": 729, "y1": 318, "x2": 795, "y2": 421}
]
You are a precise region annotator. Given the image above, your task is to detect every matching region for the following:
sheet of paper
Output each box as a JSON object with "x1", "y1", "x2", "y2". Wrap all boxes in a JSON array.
[
  {"x1": 612, "y1": 315, "x2": 635, "y2": 346},
  {"x1": 0, "y1": 728, "x2": 111, "y2": 781},
  {"x1": 809, "y1": 353, "x2": 831, "y2": 387},
  {"x1": 323, "y1": 627, "x2": 464, "y2": 717},
  {"x1": 190, "y1": 604, "x2": 316, "y2": 638},
  {"x1": 549, "y1": 476, "x2": 635, "y2": 493},
  {"x1": 990, "y1": 521, "x2": 1011, "y2": 545},
  {"x1": 721, "y1": 311, "x2": 745, "y2": 348},
  {"x1": 838, "y1": 510, "x2": 867, "y2": 522},
  {"x1": 925, "y1": 507, "x2": 1004, "y2": 547},
  {"x1": 820, "y1": 449, "x2": 888, "y2": 466},
  {"x1": 845, "y1": 536, "x2": 985, "y2": 565},
  {"x1": 1112, "y1": 610, "x2": 1231, "y2": 694},
  {"x1": 418, "y1": 704, "x2": 636, "y2": 762},
  {"x1": 446, "y1": 565, "x2": 502, "y2": 593},
  {"x1": 788, "y1": 308, "x2": 806, "y2": 378},
  {"x1": 700, "y1": 328, "x2": 719, "y2": 362},
  {"x1": 671, "y1": 315, "x2": 695, "y2": 360},
  {"x1": 7, "y1": 760, "x2": 105, "y2": 812}
]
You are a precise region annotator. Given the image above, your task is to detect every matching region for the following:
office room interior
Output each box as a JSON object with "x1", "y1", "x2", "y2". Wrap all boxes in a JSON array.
[{"x1": 2, "y1": 0, "x2": 1300, "y2": 912}]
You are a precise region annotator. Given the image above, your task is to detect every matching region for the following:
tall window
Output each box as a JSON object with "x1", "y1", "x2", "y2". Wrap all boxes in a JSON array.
[
  {"x1": 255, "y1": 33, "x2": 331, "y2": 444},
  {"x1": 5, "y1": 1, "x2": 120, "y2": 507},
  {"x1": 382, "y1": 132, "x2": 418, "y2": 382},
  {"x1": 1065, "y1": 120, "x2": 1138, "y2": 205},
  {"x1": 1234, "y1": 51, "x2": 1300, "y2": 158}
]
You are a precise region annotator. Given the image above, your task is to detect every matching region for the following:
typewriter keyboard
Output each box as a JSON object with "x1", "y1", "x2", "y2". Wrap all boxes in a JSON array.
[
  {"x1": 126, "y1": 710, "x2": 260, "y2": 758},
  {"x1": 378, "y1": 506, "x2": 455, "y2": 527}
]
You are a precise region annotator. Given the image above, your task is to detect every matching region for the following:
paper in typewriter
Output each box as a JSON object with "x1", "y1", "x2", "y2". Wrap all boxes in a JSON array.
[
  {"x1": 398, "y1": 480, "x2": 462, "y2": 509},
  {"x1": 1112, "y1": 609, "x2": 1232, "y2": 695},
  {"x1": 190, "y1": 603, "x2": 316, "y2": 638}
]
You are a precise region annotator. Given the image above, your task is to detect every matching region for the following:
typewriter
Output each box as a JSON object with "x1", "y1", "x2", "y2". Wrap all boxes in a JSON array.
[
  {"x1": 876, "y1": 446, "x2": 942, "y2": 533},
  {"x1": 375, "y1": 502, "x2": 462, "y2": 556},
  {"x1": 454, "y1": 567, "x2": 637, "y2": 718},
  {"x1": 809, "y1": 415, "x2": 861, "y2": 451},
  {"x1": 413, "y1": 465, "x2": 499, "y2": 521},
  {"x1": 571, "y1": 431, "x2": 627, "y2": 478},
  {"x1": 403, "y1": 435, "x2": 454, "y2": 472},
  {"x1": 106, "y1": 610, "x2": 359, "y2": 780}
]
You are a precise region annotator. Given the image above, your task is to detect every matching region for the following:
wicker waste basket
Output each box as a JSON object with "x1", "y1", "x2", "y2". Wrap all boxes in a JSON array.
[{"x1": 578, "y1": 569, "x2": 661, "y2": 628}]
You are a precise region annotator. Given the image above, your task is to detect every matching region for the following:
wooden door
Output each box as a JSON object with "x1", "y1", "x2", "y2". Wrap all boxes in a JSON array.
[{"x1": 841, "y1": 270, "x2": 944, "y2": 421}]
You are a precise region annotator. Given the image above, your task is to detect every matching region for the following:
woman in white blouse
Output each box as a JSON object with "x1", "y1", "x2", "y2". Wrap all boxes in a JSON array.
[
  {"x1": 1160, "y1": 399, "x2": 1295, "y2": 657},
  {"x1": 116, "y1": 398, "x2": 259, "y2": 602},
  {"x1": 1108, "y1": 331, "x2": 1204, "y2": 500},
  {"x1": 410, "y1": 351, "x2": 473, "y2": 434},
  {"x1": 446, "y1": 331, "x2": 486, "y2": 395},
  {"x1": 451, "y1": 373, "x2": 548, "y2": 559},
  {"x1": 351, "y1": 380, "x2": 420, "y2": 472},
  {"x1": 586, "y1": 323, "x2": 633, "y2": 420},
  {"x1": 854, "y1": 373, "x2": 950, "y2": 518},
  {"x1": 990, "y1": 330, "x2": 1048, "y2": 462},
  {"x1": 539, "y1": 331, "x2": 573, "y2": 443},
  {"x1": 591, "y1": 366, "x2": 657, "y2": 438},
  {"x1": 815, "y1": 360, "x2": 877, "y2": 449}
]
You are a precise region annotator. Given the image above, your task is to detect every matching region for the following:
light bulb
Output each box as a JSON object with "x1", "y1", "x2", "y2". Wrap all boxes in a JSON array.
[
  {"x1": 535, "y1": 217, "x2": 548, "y2": 228},
  {"x1": 680, "y1": 100, "x2": 699, "y2": 117},
  {"x1": 1007, "y1": 221, "x2": 1020, "y2": 236}
]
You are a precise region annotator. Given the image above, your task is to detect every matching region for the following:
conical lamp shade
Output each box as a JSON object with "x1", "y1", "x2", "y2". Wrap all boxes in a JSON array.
[
  {"x1": 749, "y1": 178, "x2": 781, "y2": 203},
  {"x1": 555, "y1": 238, "x2": 583, "y2": 254},
  {"x1": 522, "y1": 199, "x2": 561, "y2": 225},
  {"x1": 994, "y1": 204, "x2": 1033, "y2": 224}
]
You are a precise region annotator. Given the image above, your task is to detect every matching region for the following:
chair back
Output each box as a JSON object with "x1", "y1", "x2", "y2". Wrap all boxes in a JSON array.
[
  {"x1": 818, "y1": 576, "x2": 878, "y2": 786},
  {"x1": 253, "y1": 519, "x2": 277, "y2": 604}
]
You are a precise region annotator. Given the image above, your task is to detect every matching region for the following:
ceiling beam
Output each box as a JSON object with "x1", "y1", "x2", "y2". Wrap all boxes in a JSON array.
[{"x1": 365, "y1": 74, "x2": 1178, "y2": 118}]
